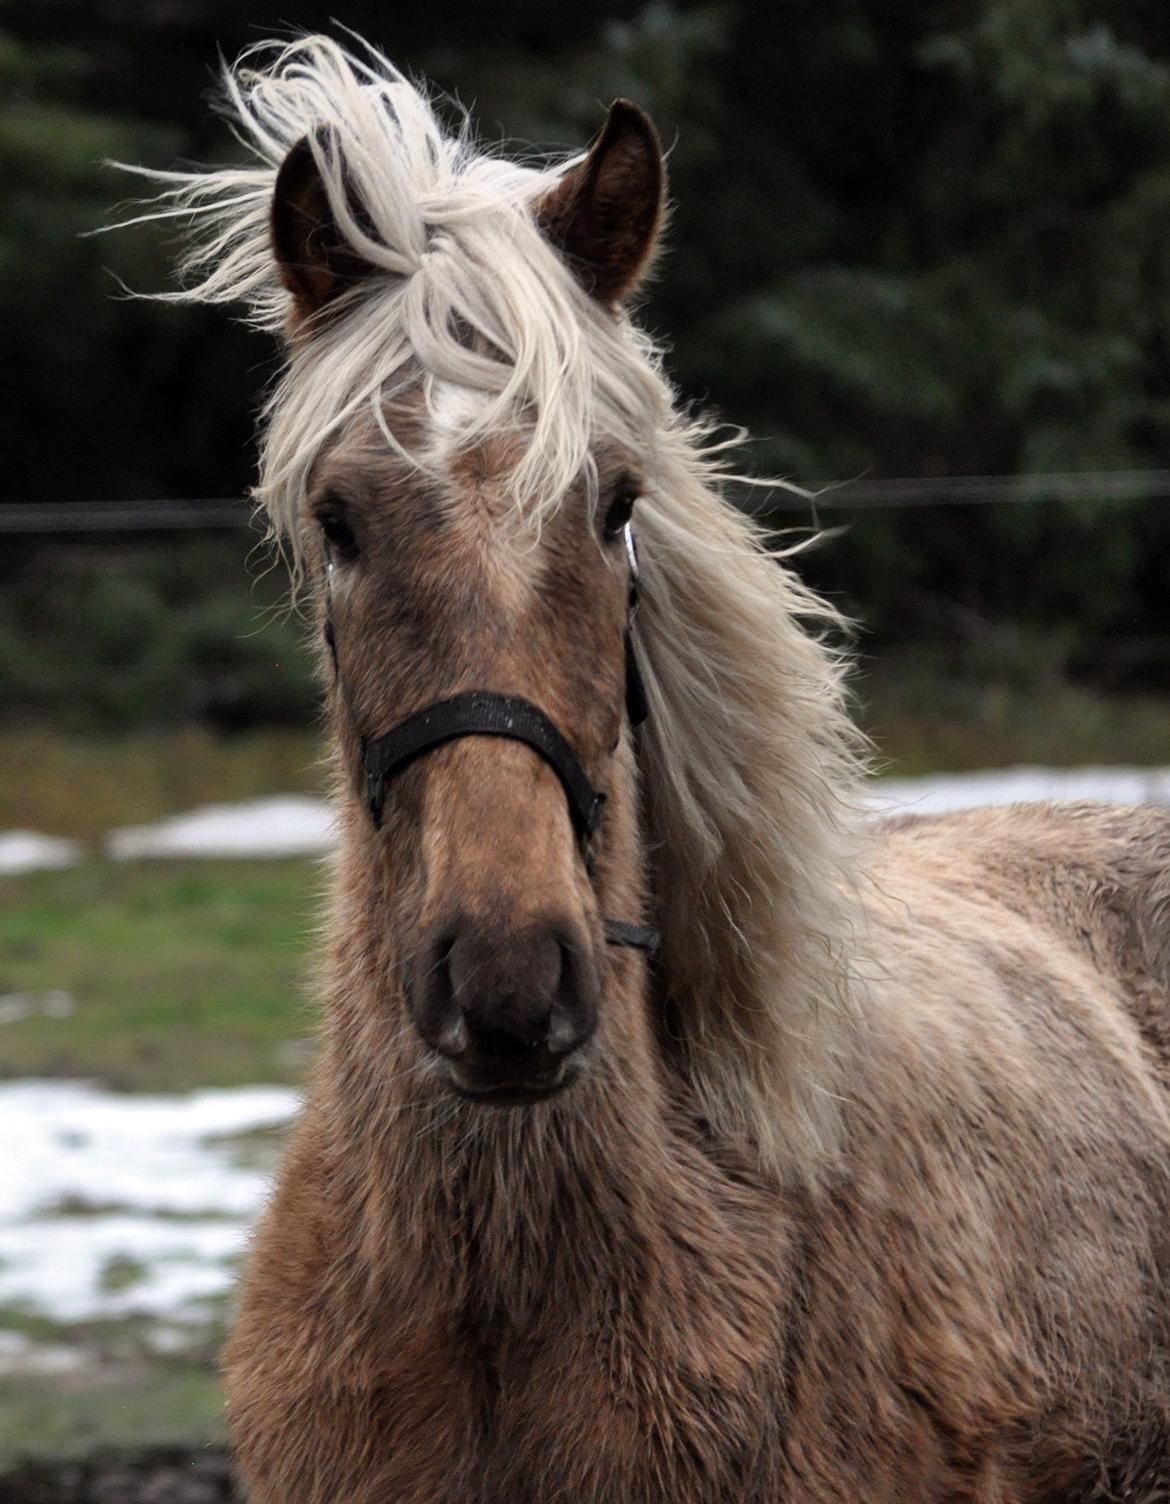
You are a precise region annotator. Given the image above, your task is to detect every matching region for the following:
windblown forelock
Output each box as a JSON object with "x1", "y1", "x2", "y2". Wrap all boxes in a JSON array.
[{"x1": 109, "y1": 33, "x2": 671, "y2": 565}]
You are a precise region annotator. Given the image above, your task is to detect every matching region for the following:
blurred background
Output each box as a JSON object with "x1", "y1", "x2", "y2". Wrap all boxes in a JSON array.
[{"x1": 2, "y1": 0, "x2": 1170, "y2": 1493}]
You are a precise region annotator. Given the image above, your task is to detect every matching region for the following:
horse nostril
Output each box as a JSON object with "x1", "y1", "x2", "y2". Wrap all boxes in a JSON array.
[
  {"x1": 546, "y1": 935, "x2": 590, "y2": 1056},
  {"x1": 411, "y1": 928, "x2": 468, "y2": 1059}
]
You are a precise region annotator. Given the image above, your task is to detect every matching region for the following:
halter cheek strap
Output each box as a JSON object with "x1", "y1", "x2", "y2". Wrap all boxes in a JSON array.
[{"x1": 622, "y1": 520, "x2": 650, "y2": 730}]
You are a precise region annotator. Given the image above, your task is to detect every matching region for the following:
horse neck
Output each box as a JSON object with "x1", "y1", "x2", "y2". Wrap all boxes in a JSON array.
[
  {"x1": 319, "y1": 1027, "x2": 784, "y2": 1337},
  {"x1": 311, "y1": 767, "x2": 781, "y2": 1329},
  {"x1": 633, "y1": 442, "x2": 868, "y2": 1184}
]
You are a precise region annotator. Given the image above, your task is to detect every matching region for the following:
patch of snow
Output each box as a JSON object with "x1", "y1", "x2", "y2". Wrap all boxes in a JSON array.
[
  {"x1": 0, "y1": 1081, "x2": 299, "y2": 1325},
  {"x1": 869, "y1": 765, "x2": 1170, "y2": 816},
  {"x1": 0, "y1": 1330, "x2": 86, "y2": 1376},
  {"x1": 0, "y1": 831, "x2": 83, "y2": 875},
  {"x1": 0, "y1": 1080, "x2": 299, "y2": 1221},
  {"x1": 0, "y1": 990, "x2": 76, "y2": 1025},
  {"x1": 106, "y1": 795, "x2": 336, "y2": 861},
  {"x1": 0, "y1": 1214, "x2": 247, "y2": 1323},
  {"x1": 147, "y1": 1322, "x2": 205, "y2": 1355}
]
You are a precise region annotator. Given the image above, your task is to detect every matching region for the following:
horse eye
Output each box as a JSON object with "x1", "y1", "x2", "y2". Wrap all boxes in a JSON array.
[
  {"x1": 320, "y1": 510, "x2": 359, "y2": 561},
  {"x1": 603, "y1": 490, "x2": 638, "y2": 540}
]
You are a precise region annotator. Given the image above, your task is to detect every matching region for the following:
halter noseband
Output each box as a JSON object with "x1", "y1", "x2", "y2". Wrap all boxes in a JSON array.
[
  {"x1": 362, "y1": 692, "x2": 605, "y2": 839},
  {"x1": 327, "y1": 522, "x2": 657, "y2": 955}
]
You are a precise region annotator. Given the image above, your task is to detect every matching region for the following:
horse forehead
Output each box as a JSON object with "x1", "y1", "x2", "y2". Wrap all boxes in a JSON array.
[
  {"x1": 411, "y1": 381, "x2": 549, "y2": 606},
  {"x1": 429, "y1": 380, "x2": 491, "y2": 458},
  {"x1": 427, "y1": 382, "x2": 528, "y2": 505}
]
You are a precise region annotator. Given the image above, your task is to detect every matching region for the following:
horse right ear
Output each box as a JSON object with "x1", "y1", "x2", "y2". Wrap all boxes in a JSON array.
[
  {"x1": 271, "y1": 133, "x2": 369, "y2": 322},
  {"x1": 536, "y1": 100, "x2": 665, "y2": 307}
]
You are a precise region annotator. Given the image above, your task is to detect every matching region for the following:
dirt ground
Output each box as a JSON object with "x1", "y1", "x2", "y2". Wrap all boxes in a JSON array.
[{"x1": 0, "y1": 1447, "x2": 236, "y2": 1504}]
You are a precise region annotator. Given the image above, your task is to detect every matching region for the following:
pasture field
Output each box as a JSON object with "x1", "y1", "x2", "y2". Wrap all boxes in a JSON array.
[
  {"x1": 0, "y1": 728, "x2": 324, "y2": 845},
  {"x1": 0, "y1": 733, "x2": 323, "y2": 1468},
  {"x1": 2, "y1": 692, "x2": 1170, "y2": 1472},
  {"x1": 0, "y1": 857, "x2": 312, "y2": 1467},
  {"x1": 859, "y1": 670, "x2": 1170, "y2": 778},
  {"x1": 0, "y1": 1312, "x2": 227, "y2": 1466},
  {"x1": 0, "y1": 859, "x2": 319, "y2": 1092}
]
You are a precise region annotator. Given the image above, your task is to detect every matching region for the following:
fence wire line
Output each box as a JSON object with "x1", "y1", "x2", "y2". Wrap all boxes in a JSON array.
[{"x1": 4, "y1": 470, "x2": 1170, "y2": 531}]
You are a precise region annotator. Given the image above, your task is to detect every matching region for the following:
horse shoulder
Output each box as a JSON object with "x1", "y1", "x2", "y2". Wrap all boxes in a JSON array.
[
  {"x1": 224, "y1": 1117, "x2": 487, "y2": 1503},
  {"x1": 870, "y1": 801, "x2": 1170, "y2": 1077},
  {"x1": 847, "y1": 801, "x2": 1170, "y2": 1488}
]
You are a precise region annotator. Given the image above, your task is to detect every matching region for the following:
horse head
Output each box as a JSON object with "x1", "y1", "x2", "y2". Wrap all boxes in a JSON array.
[{"x1": 269, "y1": 93, "x2": 665, "y2": 1103}]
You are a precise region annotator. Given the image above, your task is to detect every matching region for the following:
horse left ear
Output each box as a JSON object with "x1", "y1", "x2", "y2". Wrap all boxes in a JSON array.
[
  {"x1": 271, "y1": 132, "x2": 370, "y2": 322},
  {"x1": 536, "y1": 100, "x2": 665, "y2": 307}
]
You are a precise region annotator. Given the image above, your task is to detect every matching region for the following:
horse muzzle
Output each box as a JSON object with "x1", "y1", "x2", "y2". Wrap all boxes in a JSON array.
[{"x1": 409, "y1": 912, "x2": 599, "y2": 1103}]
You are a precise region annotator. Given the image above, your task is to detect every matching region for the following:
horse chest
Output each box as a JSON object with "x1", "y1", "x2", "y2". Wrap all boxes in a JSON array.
[
  {"x1": 382, "y1": 1327, "x2": 996, "y2": 1504},
  {"x1": 445, "y1": 1325, "x2": 789, "y2": 1504}
]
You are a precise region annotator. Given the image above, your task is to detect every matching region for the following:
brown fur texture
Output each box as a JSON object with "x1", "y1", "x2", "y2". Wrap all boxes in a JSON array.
[{"x1": 225, "y1": 785, "x2": 1170, "y2": 1501}]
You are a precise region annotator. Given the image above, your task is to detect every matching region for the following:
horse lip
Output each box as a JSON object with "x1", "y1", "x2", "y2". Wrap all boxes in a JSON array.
[{"x1": 444, "y1": 1061, "x2": 574, "y2": 1106}]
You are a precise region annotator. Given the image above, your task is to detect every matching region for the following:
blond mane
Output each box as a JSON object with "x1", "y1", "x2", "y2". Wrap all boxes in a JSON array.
[{"x1": 117, "y1": 34, "x2": 868, "y2": 1181}]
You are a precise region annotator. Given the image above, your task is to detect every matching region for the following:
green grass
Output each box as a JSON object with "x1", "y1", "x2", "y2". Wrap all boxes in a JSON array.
[
  {"x1": 98, "y1": 1256, "x2": 151, "y2": 1295},
  {"x1": 858, "y1": 670, "x2": 1170, "y2": 778},
  {"x1": 0, "y1": 727, "x2": 324, "y2": 843},
  {"x1": 0, "y1": 1360, "x2": 227, "y2": 1464},
  {"x1": 0, "y1": 859, "x2": 320, "y2": 1091},
  {"x1": 0, "y1": 1302, "x2": 232, "y2": 1466}
]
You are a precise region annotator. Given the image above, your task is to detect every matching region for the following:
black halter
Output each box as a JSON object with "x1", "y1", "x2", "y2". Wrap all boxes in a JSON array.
[{"x1": 327, "y1": 522, "x2": 657, "y2": 955}]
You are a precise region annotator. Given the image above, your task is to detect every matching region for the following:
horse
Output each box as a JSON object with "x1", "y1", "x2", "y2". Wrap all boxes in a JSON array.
[{"x1": 126, "y1": 36, "x2": 1170, "y2": 1502}]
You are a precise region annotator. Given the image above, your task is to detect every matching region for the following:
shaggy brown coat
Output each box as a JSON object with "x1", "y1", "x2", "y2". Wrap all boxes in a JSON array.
[
  {"x1": 226, "y1": 801, "x2": 1170, "y2": 1502},
  {"x1": 120, "y1": 36, "x2": 1170, "y2": 1502}
]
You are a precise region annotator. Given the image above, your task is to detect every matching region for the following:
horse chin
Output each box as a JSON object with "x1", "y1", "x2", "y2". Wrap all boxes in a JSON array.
[{"x1": 444, "y1": 1058, "x2": 582, "y2": 1108}]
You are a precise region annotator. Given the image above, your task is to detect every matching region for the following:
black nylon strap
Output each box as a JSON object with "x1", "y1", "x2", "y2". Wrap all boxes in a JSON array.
[
  {"x1": 333, "y1": 523, "x2": 658, "y2": 957},
  {"x1": 622, "y1": 522, "x2": 650, "y2": 729},
  {"x1": 362, "y1": 691, "x2": 605, "y2": 841},
  {"x1": 602, "y1": 919, "x2": 658, "y2": 952},
  {"x1": 624, "y1": 628, "x2": 649, "y2": 728}
]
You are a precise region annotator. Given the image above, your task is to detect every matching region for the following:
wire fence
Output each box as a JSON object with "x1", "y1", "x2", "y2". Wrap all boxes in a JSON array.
[
  {"x1": 0, "y1": 499, "x2": 252, "y2": 533},
  {"x1": 5, "y1": 470, "x2": 1170, "y2": 531}
]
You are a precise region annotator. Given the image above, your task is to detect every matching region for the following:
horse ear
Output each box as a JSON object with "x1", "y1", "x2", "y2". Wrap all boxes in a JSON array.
[
  {"x1": 536, "y1": 100, "x2": 665, "y2": 307},
  {"x1": 271, "y1": 133, "x2": 369, "y2": 321}
]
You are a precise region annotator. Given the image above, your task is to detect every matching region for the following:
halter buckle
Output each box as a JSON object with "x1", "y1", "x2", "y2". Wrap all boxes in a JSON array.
[
  {"x1": 362, "y1": 741, "x2": 387, "y2": 828},
  {"x1": 623, "y1": 521, "x2": 641, "y2": 615}
]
